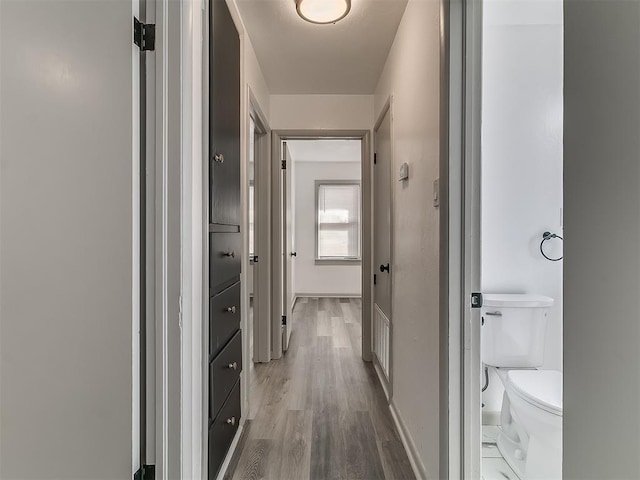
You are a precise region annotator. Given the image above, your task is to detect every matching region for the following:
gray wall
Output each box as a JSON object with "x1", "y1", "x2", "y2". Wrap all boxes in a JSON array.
[
  {"x1": 564, "y1": 1, "x2": 640, "y2": 478},
  {"x1": 0, "y1": 1, "x2": 134, "y2": 477}
]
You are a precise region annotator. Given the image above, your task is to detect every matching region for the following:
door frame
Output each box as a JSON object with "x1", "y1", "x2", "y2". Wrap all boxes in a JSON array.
[
  {"x1": 270, "y1": 130, "x2": 372, "y2": 361},
  {"x1": 248, "y1": 90, "x2": 272, "y2": 364},
  {"x1": 444, "y1": 0, "x2": 484, "y2": 477},
  {"x1": 280, "y1": 141, "x2": 295, "y2": 352},
  {"x1": 372, "y1": 98, "x2": 395, "y2": 399}
]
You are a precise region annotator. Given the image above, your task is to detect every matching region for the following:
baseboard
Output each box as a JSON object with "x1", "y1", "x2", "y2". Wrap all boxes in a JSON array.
[
  {"x1": 294, "y1": 293, "x2": 362, "y2": 298},
  {"x1": 373, "y1": 356, "x2": 391, "y2": 401},
  {"x1": 216, "y1": 423, "x2": 244, "y2": 480},
  {"x1": 482, "y1": 410, "x2": 501, "y2": 426},
  {"x1": 389, "y1": 401, "x2": 429, "y2": 480}
]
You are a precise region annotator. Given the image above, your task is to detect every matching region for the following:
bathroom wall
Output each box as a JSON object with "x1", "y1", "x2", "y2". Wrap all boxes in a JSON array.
[{"x1": 480, "y1": 0, "x2": 564, "y2": 416}]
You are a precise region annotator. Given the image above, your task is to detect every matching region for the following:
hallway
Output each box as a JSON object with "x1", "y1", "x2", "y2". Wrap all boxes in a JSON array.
[{"x1": 226, "y1": 298, "x2": 415, "y2": 480}]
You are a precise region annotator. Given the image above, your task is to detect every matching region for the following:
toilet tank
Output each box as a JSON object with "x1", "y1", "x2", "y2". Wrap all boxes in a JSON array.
[{"x1": 481, "y1": 294, "x2": 554, "y2": 367}]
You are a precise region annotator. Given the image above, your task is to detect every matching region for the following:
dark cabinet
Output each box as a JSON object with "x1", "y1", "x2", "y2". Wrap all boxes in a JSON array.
[
  {"x1": 209, "y1": 231, "x2": 241, "y2": 294},
  {"x1": 209, "y1": 0, "x2": 240, "y2": 227},
  {"x1": 209, "y1": 0, "x2": 241, "y2": 477},
  {"x1": 209, "y1": 282, "x2": 241, "y2": 359},
  {"x1": 209, "y1": 330, "x2": 242, "y2": 420},
  {"x1": 208, "y1": 380, "x2": 241, "y2": 479}
]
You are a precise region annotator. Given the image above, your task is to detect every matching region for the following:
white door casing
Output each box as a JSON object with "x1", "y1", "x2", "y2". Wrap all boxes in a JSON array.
[
  {"x1": 373, "y1": 103, "x2": 393, "y2": 386},
  {"x1": 282, "y1": 142, "x2": 294, "y2": 351}
]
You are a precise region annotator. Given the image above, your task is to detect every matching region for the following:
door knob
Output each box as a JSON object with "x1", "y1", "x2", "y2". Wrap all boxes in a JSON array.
[
  {"x1": 213, "y1": 153, "x2": 224, "y2": 164},
  {"x1": 290, "y1": 252, "x2": 297, "y2": 257},
  {"x1": 226, "y1": 416, "x2": 236, "y2": 426},
  {"x1": 225, "y1": 306, "x2": 237, "y2": 314},
  {"x1": 224, "y1": 251, "x2": 236, "y2": 258},
  {"x1": 228, "y1": 362, "x2": 238, "y2": 370},
  {"x1": 379, "y1": 263, "x2": 390, "y2": 273}
]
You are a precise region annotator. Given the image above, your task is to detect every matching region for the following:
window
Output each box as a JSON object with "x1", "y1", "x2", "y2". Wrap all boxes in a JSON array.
[{"x1": 316, "y1": 181, "x2": 361, "y2": 261}]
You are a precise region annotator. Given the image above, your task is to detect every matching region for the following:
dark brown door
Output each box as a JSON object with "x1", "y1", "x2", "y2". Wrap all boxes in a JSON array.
[
  {"x1": 209, "y1": 0, "x2": 242, "y2": 478},
  {"x1": 210, "y1": 0, "x2": 240, "y2": 226}
]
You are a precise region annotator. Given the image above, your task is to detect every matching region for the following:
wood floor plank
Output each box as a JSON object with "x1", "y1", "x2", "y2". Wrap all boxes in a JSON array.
[
  {"x1": 340, "y1": 301, "x2": 358, "y2": 324},
  {"x1": 310, "y1": 410, "x2": 346, "y2": 480},
  {"x1": 378, "y1": 438, "x2": 417, "y2": 480},
  {"x1": 331, "y1": 315, "x2": 351, "y2": 348},
  {"x1": 343, "y1": 411, "x2": 386, "y2": 480},
  {"x1": 279, "y1": 410, "x2": 313, "y2": 480},
  {"x1": 316, "y1": 310, "x2": 332, "y2": 337},
  {"x1": 227, "y1": 296, "x2": 414, "y2": 480},
  {"x1": 230, "y1": 438, "x2": 274, "y2": 480}
]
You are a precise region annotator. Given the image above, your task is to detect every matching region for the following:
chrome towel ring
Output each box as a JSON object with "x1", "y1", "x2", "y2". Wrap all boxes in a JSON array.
[{"x1": 540, "y1": 231, "x2": 563, "y2": 262}]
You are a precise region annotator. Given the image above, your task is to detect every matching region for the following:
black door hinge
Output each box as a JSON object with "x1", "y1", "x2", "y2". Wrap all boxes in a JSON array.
[
  {"x1": 281, "y1": 160, "x2": 286, "y2": 170},
  {"x1": 281, "y1": 315, "x2": 287, "y2": 326},
  {"x1": 373, "y1": 273, "x2": 377, "y2": 285},
  {"x1": 134, "y1": 18, "x2": 156, "y2": 51},
  {"x1": 253, "y1": 255, "x2": 258, "y2": 263},
  {"x1": 374, "y1": 153, "x2": 377, "y2": 165},
  {"x1": 134, "y1": 464, "x2": 155, "y2": 480},
  {"x1": 471, "y1": 292, "x2": 483, "y2": 309}
]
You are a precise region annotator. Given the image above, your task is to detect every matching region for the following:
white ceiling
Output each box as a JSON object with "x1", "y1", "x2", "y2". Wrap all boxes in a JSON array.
[
  {"x1": 235, "y1": 0, "x2": 408, "y2": 94},
  {"x1": 287, "y1": 139, "x2": 362, "y2": 162}
]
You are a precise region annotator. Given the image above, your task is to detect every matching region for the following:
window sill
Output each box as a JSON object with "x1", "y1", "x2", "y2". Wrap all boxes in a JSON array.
[{"x1": 315, "y1": 258, "x2": 362, "y2": 266}]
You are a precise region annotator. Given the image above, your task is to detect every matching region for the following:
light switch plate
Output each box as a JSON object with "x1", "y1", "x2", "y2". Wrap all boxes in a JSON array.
[
  {"x1": 433, "y1": 178, "x2": 440, "y2": 207},
  {"x1": 399, "y1": 162, "x2": 409, "y2": 181}
]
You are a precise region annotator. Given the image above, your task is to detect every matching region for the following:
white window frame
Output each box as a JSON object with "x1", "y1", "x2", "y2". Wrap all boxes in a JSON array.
[{"x1": 314, "y1": 180, "x2": 362, "y2": 264}]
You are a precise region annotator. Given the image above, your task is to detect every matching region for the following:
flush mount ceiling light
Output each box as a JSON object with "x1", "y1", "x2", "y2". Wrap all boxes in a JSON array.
[{"x1": 296, "y1": 0, "x2": 351, "y2": 24}]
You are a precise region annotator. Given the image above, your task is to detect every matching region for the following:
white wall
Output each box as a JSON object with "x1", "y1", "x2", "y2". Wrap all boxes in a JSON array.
[
  {"x1": 245, "y1": 37, "x2": 270, "y2": 119},
  {"x1": 270, "y1": 95, "x2": 374, "y2": 130},
  {"x1": 374, "y1": 0, "x2": 441, "y2": 476},
  {"x1": 293, "y1": 161, "x2": 362, "y2": 297},
  {"x1": 564, "y1": 1, "x2": 640, "y2": 477},
  {"x1": 480, "y1": 0, "x2": 564, "y2": 416},
  {"x1": 0, "y1": 1, "x2": 134, "y2": 477}
]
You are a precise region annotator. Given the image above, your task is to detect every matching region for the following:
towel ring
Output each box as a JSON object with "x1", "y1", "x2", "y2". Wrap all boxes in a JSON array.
[{"x1": 540, "y1": 231, "x2": 563, "y2": 262}]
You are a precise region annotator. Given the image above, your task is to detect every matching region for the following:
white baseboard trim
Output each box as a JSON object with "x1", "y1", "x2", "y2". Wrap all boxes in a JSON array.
[
  {"x1": 294, "y1": 293, "x2": 362, "y2": 299},
  {"x1": 389, "y1": 401, "x2": 429, "y2": 480},
  {"x1": 373, "y1": 356, "x2": 391, "y2": 401},
  {"x1": 482, "y1": 410, "x2": 501, "y2": 426},
  {"x1": 216, "y1": 423, "x2": 244, "y2": 480}
]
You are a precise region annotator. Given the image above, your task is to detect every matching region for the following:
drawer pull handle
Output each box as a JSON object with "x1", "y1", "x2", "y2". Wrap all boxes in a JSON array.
[
  {"x1": 223, "y1": 251, "x2": 236, "y2": 258},
  {"x1": 226, "y1": 306, "x2": 237, "y2": 314},
  {"x1": 228, "y1": 362, "x2": 238, "y2": 370},
  {"x1": 214, "y1": 153, "x2": 225, "y2": 164},
  {"x1": 226, "y1": 416, "x2": 236, "y2": 426}
]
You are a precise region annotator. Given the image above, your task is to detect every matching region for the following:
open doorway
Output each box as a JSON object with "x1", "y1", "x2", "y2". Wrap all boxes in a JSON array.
[
  {"x1": 272, "y1": 136, "x2": 367, "y2": 359},
  {"x1": 248, "y1": 102, "x2": 271, "y2": 367},
  {"x1": 458, "y1": 1, "x2": 565, "y2": 479}
]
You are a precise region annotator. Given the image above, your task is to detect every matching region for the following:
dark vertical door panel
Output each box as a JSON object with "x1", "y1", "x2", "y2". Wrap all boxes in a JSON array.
[
  {"x1": 210, "y1": 0, "x2": 241, "y2": 226},
  {"x1": 209, "y1": 0, "x2": 242, "y2": 478}
]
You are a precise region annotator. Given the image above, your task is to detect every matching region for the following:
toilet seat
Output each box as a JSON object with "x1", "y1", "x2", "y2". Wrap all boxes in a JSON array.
[{"x1": 507, "y1": 370, "x2": 563, "y2": 416}]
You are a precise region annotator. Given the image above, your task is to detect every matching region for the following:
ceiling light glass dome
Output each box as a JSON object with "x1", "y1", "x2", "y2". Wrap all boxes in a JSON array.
[{"x1": 296, "y1": 0, "x2": 351, "y2": 24}]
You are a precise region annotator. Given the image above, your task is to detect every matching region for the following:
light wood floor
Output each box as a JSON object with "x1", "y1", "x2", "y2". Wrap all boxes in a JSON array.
[{"x1": 226, "y1": 297, "x2": 415, "y2": 480}]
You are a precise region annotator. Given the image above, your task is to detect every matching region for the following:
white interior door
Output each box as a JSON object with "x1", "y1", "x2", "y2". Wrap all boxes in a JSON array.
[
  {"x1": 282, "y1": 142, "x2": 294, "y2": 351},
  {"x1": 373, "y1": 107, "x2": 393, "y2": 380}
]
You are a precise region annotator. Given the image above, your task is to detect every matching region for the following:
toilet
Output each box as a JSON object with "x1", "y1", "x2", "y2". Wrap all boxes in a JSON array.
[{"x1": 481, "y1": 294, "x2": 562, "y2": 480}]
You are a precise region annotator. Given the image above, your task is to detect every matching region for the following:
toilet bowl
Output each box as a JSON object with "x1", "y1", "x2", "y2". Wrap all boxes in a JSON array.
[
  {"x1": 481, "y1": 294, "x2": 562, "y2": 480},
  {"x1": 495, "y1": 368, "x2": 563, "y2": 480}
]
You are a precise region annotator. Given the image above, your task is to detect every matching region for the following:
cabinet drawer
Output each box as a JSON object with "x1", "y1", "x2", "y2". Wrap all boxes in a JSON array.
[
  {"x1": 210, "y1": 330, "x2": 242, "y2": 419},
  {"x1": 209, "y1": 282, "x2": 241, "y2": 357},
  {"x1": 208, "y1": 379, "x2": 241, "y2": 479},
  {"x1": 209, "y1": 231, "x2": 241, "y2": 294}
]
